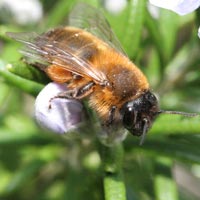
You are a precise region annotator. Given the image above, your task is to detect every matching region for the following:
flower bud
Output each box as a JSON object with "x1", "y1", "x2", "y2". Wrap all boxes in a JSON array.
[{"x1": 35, "y1": 82, "x2": 83, "y2": 134}]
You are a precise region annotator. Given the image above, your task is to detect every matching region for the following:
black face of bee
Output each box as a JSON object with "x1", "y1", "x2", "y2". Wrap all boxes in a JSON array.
[{"x1": 121, "y1": 91, "x2": 159, "y2": 136}]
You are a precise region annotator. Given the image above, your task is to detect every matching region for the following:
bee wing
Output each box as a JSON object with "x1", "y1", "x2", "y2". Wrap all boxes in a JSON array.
[
  {"x1": 6, "y1": 32, "x2": 51, "y2": 65},
  {"x1": 7, "y1": 3, "x2": 123, "y2": 86},
  {"x1": 68, "y1": 3, "x2": 127, "y2": 56},
  {"x1": 7, "y1": 31, "x2": 108, "y2": 85}
]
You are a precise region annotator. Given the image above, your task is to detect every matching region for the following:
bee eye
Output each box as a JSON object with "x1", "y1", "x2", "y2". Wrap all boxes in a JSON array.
[
  {"x1": 122, "y1": 107, "x2": 134, "y2": 130},
  {"x1": 146, "y1": 92, "x2": 157, "y2": 104}
]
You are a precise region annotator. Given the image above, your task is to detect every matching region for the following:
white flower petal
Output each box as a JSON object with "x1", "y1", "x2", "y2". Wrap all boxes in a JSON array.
[
  {"x1": 149, "y1": 0, "x2": 200, "y2": 15},
  {"x1": 35, "y1": 82, "x2": 83, "y2": 134}
]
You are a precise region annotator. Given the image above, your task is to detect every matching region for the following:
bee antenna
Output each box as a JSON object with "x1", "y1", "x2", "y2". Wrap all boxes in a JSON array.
[
  {"x1": 157, "y1": 110, "x2": 199, "y2": 117},
  {"x1": 139, "y1": 118, "x2": 148, "y2": 146}
]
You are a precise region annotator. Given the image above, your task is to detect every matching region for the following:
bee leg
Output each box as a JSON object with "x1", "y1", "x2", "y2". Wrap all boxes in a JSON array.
[
  {"x1": 48, "y1": 81, "x2": 95, "y2": 109},
  {"x1": 104, "y1": 105, "x2": 117, "y2": 126},
  {"x1": 48, "y1": 89, "x2": 76, "y2": 109},
  {"x1": 74, "y1": 81, "x2": 95, "y2": 99}
]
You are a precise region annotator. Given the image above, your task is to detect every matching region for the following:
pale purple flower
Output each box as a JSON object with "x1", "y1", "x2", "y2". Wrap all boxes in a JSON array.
[
  {"x1": 149, "y1": 0, "x2": 200, "y2": 15},
  {"x1": 149, "y1": 0, "x2": 200, "y2": 38},
  {"x1": 35, "y1": 82, "x2": 83, "y2": 134}
]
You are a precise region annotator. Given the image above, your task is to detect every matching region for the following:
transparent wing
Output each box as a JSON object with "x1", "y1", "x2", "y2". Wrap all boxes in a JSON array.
[
  {"x1": 7, "y1": 31, "x2": 108, "y2": 85},
  {"x1": 68, "y1": 3, "x2": 126, "y2": 55},
  {"x1": 6, "y1": 3, "x2": 124, "y2": 85}
]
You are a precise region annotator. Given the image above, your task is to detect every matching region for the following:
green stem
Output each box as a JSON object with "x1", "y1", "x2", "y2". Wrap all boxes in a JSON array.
[
  {"x1": 0, "y1": 61, "x2": 43, "y2": 96},
  {"x1": 99, "y1": 143, "x2": 126, "y2": 200}
]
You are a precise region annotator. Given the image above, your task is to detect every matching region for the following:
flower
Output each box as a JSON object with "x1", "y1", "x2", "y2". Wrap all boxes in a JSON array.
[
  {"x1": 149, "y1": 0, "x2": 200, "y2": 38},
  {"x1": 35, "y1": 82, "x2": 83, "y2": 134},
  {"x1": 149, "y1": 0, "x2": 200, "y2": 15}
]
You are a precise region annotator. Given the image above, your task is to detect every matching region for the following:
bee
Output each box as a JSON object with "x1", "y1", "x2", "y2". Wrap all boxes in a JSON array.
[{"x1": 7, "y1": 3, "x2": 197, "y2": 143}]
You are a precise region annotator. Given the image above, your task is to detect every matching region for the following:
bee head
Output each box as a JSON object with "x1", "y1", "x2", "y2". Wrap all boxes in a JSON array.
[{"x1": 120, "y1": 91, "x2": 159, "y2": 144}]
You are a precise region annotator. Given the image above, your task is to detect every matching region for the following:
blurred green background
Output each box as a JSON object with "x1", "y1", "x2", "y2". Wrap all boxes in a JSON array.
[{"x1": 0, "y1": 0, "x2": 200, "y2": 199}]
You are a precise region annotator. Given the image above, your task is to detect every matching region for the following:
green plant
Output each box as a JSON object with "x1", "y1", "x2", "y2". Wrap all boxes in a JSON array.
[{"x1": 0, "y1": 0, "x2": 200, "y2": 199}]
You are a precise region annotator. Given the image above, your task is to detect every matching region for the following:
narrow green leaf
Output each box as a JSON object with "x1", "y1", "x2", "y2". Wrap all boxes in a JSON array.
[
  {"x1": 149, "y1": 114, "x2": 200, "y2": 135},
  {"x1": 122, "y1": 0, "x2": 146, "y2": 58},
  {"x1": 145, "y1": 11, "x2": 165, "y2": 67},
  {"x1": 144, "y1": 49, "x2": 161, "y2": 88},
  {"x1": 0, "y1": 128, "x2": 49, "y2": 146},
  {"x1": 158, "y1": 10, "x2": 179, "y2": 62},
  {"x1": 125, "y1": 135, "x2": 200, "y2": 163},
  {"x1": 157, "y1": 38, "x2": 200, "y2": 95}
]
